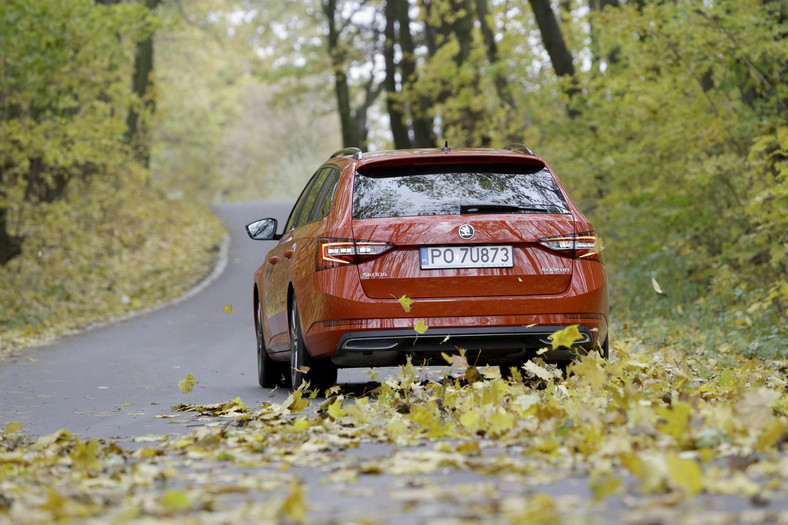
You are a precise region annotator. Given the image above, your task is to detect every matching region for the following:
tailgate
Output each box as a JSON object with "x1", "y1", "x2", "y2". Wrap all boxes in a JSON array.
[{"x1": 351, "y1": 215, "x2": 575, "y2": 299}]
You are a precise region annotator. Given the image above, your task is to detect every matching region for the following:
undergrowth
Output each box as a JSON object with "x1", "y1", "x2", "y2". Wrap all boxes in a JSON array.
[{"x1": 0, "y1": 179, "x2": 226, "y2": 357}]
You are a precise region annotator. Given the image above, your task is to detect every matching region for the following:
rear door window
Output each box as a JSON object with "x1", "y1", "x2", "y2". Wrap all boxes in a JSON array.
[{"x1": 353, "y1": 164, "x2": 570, "y2": 219}]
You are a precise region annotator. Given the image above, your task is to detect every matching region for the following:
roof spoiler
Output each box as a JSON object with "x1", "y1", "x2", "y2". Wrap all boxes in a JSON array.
[
  {"x1": 503, "y1": 143, "x2": 535, "y2": 156},
  {"x1": 330, "y1": 147, "x2": 363, "y2": 160}
]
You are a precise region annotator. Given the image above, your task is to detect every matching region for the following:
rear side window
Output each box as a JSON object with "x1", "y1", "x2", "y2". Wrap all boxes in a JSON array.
[
  {"x1": 353, "y1": 164, "x2": 570, "y2": 219},
  {"x1": 313, "y1": 170, "x2": 340, "y2": 221},
  {"x1": 292, "y1": 167, "x2": 331, "y2": 229}
]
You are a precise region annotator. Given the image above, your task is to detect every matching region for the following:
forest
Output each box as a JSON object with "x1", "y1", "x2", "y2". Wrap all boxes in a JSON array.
[{"x1": 1, "y1": 0, "x2": 786, "y2": 353}]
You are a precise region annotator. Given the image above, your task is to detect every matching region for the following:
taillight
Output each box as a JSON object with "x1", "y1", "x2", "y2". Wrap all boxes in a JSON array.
[
  {"x1": 316, "y1": 238, "x2": 395, "y2": 270},
  {"x1": 538, "y1": 231, "x2": 602, "y2": 262}
]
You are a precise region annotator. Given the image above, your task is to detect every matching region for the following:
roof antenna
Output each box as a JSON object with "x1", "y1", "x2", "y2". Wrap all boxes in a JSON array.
[{"x1": 441, "y1": 140, "x2": 450, "y2": 152}]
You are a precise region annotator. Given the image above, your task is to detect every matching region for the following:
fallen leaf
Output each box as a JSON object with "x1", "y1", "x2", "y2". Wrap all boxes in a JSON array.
[
  {"x1": 4, "y1": 421, "x2": 22, "y2": 434},
  {"x1": 666, "y1": 452, "x2": 703, "y2": 495},
  {"x1": 279, "y1": 480, "x2": 307, "y2": 522},
  {"x1": 161, "y1": 490, "x2": 192, "y2": 511},
  {"x1": 523, "y1": 360, "x2": 554, "y2": 381},
  {"x1": 178, "y1": 372, "x2": 199, "y2": 394}
]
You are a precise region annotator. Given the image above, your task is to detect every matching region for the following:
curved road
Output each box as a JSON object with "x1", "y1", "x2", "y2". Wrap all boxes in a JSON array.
[{"x1": 0, "y1": 201, "x2": 372, "y2": 439}]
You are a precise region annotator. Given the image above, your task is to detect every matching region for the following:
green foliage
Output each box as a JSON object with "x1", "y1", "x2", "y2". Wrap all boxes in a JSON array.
[{"x1": 1, "y1": 0, "x2": 152, "y2": 190}]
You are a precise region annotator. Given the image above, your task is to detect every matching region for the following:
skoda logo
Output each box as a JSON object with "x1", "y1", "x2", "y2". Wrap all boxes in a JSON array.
[{"x1": 458, "y1": 224, "x2": 475, "y2": 240}]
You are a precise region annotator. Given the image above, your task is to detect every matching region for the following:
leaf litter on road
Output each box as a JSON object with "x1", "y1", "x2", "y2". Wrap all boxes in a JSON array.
[{"x1": 1, "y1": 340, "x2": 788, "y2": 524}]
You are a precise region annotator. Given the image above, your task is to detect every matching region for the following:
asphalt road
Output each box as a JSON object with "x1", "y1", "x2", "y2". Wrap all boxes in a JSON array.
[{"x1": 0, "y1": 201, "x2": 378, "y2": 439}]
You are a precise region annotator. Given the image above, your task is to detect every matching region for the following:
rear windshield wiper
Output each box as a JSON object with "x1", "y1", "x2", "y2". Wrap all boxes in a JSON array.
[{"x1": 460, "y1": 203, "x2": 549, "y2": 214}]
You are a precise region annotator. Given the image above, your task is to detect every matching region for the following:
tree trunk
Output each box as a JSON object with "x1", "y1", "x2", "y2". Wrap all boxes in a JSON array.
[
  {"x1": 324, "y1": 0, "x2": 360, "y2": 147},
  {"x1": 0, "y1": 191, "x2": 23, "y2": 265},
  {"x1": 528, "y1": 0, "x2": 575, "y2": 78},
  {"x1": 323, "y1": 0, "x2": 383, "y2": 148},
  {"x1": 588, "y1": 0, "x2": 620, "y2": 67},
  {"x1": 384, "y1": 0, "x2": 411, "y2": 149},
  {"x1": 397, "y1": 0, "x2": 435, "y2": 147},
  {"x1": 126, "y1": 0, "x2": 162, "y2": 168},
  {"x1": 528, "y1": 0, "x2": 579, "y2": 117},
  {"x1": 473, "y1": 0, "x2": 516, "y2": 109},
  {"x1": 423, "y1": 0, "x2": 485, "y2": 143}
]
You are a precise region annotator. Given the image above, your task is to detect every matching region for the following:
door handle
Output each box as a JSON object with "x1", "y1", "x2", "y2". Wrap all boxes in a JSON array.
[
  {"x1": 268, "y1": 256, "x2": 280, "y2": 265},
  {"x1": 284, "y1": 250, "x2": 293, "y2": 259}
]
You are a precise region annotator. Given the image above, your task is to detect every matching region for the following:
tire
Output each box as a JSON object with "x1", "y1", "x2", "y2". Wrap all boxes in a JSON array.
[
  {"x1": 256, "y1": 300, "x2": 278, "y2": 388},
  {"x1": 600, "y1": 336, "x2": 609, "y2": 359},
  {"x1": 289, "y1": 298, "x2": 337, "y2": 391}
]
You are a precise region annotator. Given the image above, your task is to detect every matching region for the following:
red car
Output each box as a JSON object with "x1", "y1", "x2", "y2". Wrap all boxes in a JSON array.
[{"x1": 246, "y1": 145, "x2": 608, "y2": 389}]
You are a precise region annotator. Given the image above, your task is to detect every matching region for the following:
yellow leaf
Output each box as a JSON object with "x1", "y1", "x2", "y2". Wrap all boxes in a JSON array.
[
  {"x1": 651, "y1": 277, "x2": 664, "y2": 294},
  {"x1": 69, "y1": 440, "x2": 102, "y2": 474},
  {"x1": 656, "y1": 401, "x2": 691, "y2": 441},
  {"x1": 397, "y1": 294, "x2": 413, "y2": 312},
  {"x1": 756, "y1": 419, "x2": 787, "y2": 452},
  {"x1": 387, "y1": 416, "x2": 407, "y2": 436},
  {"x1": 279, "y1": 480, "x2": 307, "y2": 522},
  {"x1": 285, "y1": 391, "x2": 309, "y2": 412},
  {"x1": 489, "y1": 408, "x2": 515, "y2": 436},
  {"x1": 4, "y1": 421, "x2": 22, "y2": 434},
  {"x1": 161, "y1": 490, "x2": 192, "y2": 511},
  {"x1": 325, "y1": 385, "x2": 342, "y2": 396},
  {"x1": 292, "y1": 417, "x2": 309, "y2": 432},
  {"x1": 513, "y1": 393, "x2": 540, "y2": 413},
  {"x1": 570, "y1": 356, "x2": 607, "y2": 391},
  {"x1": 414, "y1": 320, "x2": 429, "y2": 334},
  {"x1": 666, "y1": 453, "x2": 703, "y2": 495},
  {"x1": 134, "y1": 447, "x2": 160, "y2": 459},
  {"x1": 223, "y1": 304, "x2": 232, "y2": 314},
  {"x1": 590, "y1": 468, "x2": 623, "y2": 499},
  {"x1": 178, "y1": 372, "x2": 198, "y2": 394},
  {"x1": 327, "y1": 398, "x2": 346, "y2": 419},
  {"x1": 550, "y1": 325, "x2": 582, "y2": 350},
  {"x1": 460, "y1": 409, "x2": 483, "y2": 432}
]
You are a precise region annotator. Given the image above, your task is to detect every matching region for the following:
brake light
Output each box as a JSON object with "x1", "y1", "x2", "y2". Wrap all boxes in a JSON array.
[
  {"x1": 538, "y1": 231, "x2": 602, "y2": 262},
  {"x1": 316, "y1": 238, "x2": 395, "y2": 270}
]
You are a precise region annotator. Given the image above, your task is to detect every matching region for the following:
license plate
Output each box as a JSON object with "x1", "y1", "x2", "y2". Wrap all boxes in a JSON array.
[{"x1": 420, "y1": 245, "x2": 514, "y2": 269}]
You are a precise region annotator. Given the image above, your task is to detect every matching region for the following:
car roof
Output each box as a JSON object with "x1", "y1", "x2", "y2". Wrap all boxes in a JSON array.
[{"x1": 326, "y1": 146, "x2": 547, "y2": 172}]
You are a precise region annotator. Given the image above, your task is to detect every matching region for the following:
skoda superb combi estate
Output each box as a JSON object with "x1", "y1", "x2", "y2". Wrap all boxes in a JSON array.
[{"x1": 246, "y1": 145, "x2": 608, "y2": 389}]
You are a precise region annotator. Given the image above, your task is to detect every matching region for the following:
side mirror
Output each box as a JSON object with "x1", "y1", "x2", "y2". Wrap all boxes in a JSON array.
[{"x1": 245, "y1": 218, "x2": 281, "y2": 241}]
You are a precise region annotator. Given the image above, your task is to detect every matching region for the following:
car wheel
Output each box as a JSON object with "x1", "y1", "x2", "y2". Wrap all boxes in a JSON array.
[
  {"x1": 289, "y1": 298, "x2": 337, "y2": 391},
  {"x1": 257, "y1": 301, "x2": 278, "y2": 388}
]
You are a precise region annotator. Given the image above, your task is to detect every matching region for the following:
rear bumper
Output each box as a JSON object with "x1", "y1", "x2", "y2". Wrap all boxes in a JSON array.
[
  {"x1": 298, "y1": 260, "x2": 608, "y2": 361},
  {"x1": 330, "y1": 325, "x2": 598, "y2": 367}
]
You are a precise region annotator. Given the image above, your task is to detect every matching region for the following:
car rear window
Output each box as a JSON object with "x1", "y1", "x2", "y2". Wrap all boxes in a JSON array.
[{"x1": 352, "y1": 164, "x2": 571, "y2": 219}]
